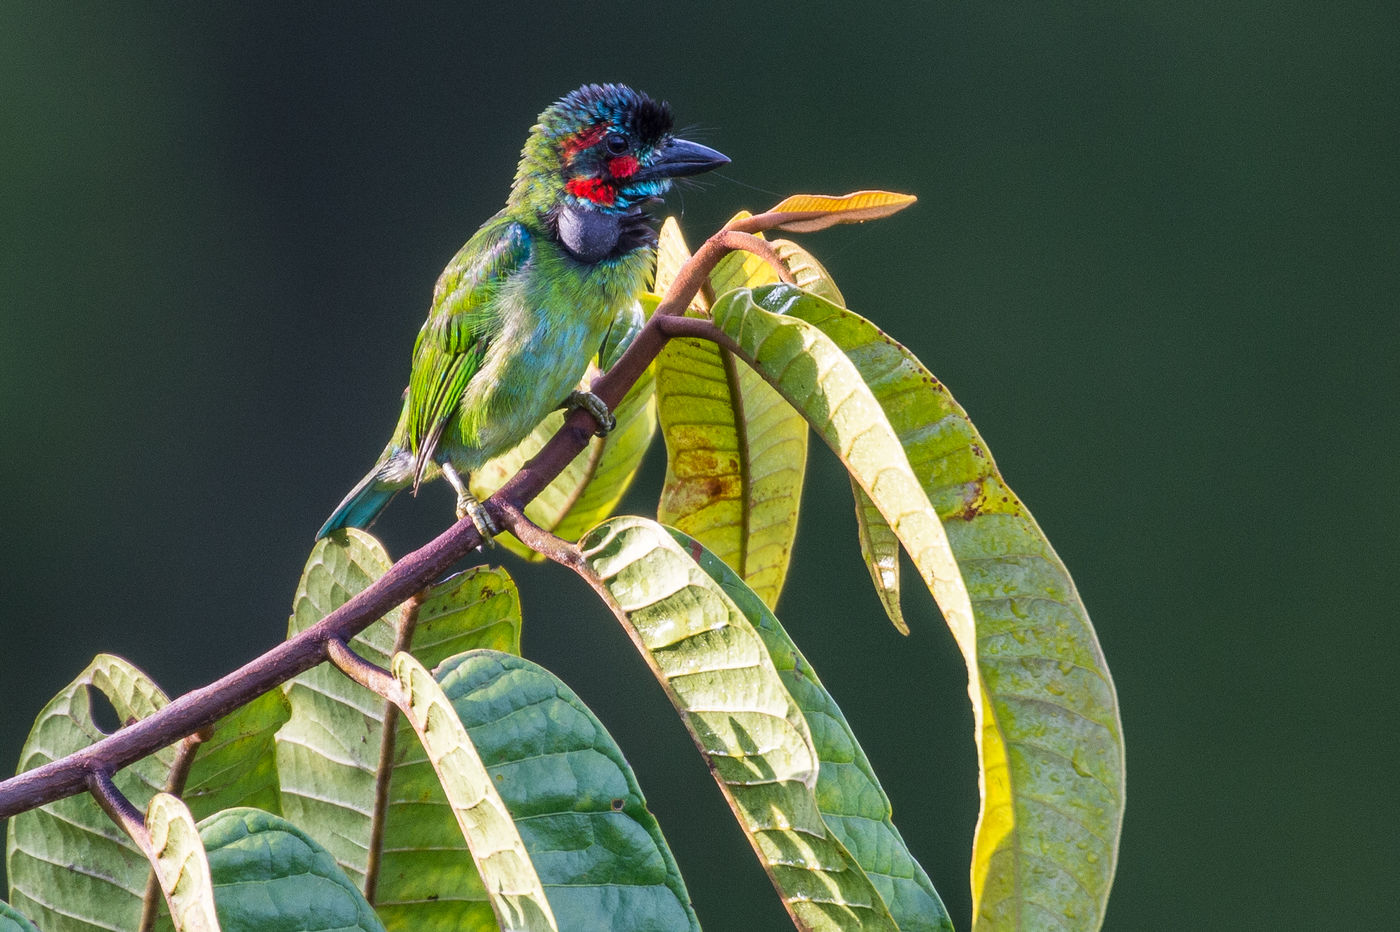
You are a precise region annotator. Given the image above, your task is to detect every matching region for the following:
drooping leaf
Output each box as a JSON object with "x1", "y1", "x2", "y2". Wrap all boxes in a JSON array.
[
  {"x1": 274, "y1": 531, "x2": 521, "y2": 929},
  {"x1": 766, "y1": 240, "x2": 909, "y2": 631},
  {"x1": 577, "y1": 516, "x2": 898, "y2": 931},
  {"x1": 670, "y1": 527, "x2": 954, "y2": 931},
  {"x1": 708, "y1": 285, "x2": 973, "y2": 653},
  {"x1": 0, "y1": 901, "x2": 39, "y2": 932},
  {"x1": 389, "y1": 652, "x2": 558, "y2": 932},
  {"x1": 435, "y1": 650, "x2": 700, "y2": 931},
  {"x1": 655, "y1": 219, "x2": 808, "y2": 609},
  {"x1": 144, "y1": 793, "x2": 220, "y2": 931},
  {"x1": 183, "y1": 689, "x2": 289, "y2": 820},
  {"x1": 757, "y1": 283, "x2": 1126, "y2": 931},
  {"x1": 198, "y1": 808, "x2": 386, "y2": 932},
  {"x1": 6, "y1": 654, "x2": 174, "y2": 931},
  {"x1": 756, "y1": 191, "x2": 917, "y2": 233},
  {"x1": 471, "y1": 301, "x2": 658, "y2": 563},
  {"x1": 852, "y1": 481, "x2": 908, "y2": 634}
]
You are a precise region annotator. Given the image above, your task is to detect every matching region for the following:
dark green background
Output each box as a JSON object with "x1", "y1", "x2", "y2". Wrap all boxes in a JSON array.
[{"x1": 3, "y1": 3, "x2": 1395, "y2": 928}]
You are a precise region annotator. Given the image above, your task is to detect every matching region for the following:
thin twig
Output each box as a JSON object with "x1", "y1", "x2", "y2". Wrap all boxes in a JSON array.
[
  {"x1": 88, "y1": 770, "x2": 167, "y2": 929},
  {"x1": 364, "y1": 593, "x2": 424, "y2": 905},
  {"x1": 326, "y1": 638, "x2": 399, "y2": 701}
]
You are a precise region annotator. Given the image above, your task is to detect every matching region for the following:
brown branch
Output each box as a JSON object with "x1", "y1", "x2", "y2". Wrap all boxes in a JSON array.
[{"x1": 0, "y1": 214, "x2": 802, "y2": 822}]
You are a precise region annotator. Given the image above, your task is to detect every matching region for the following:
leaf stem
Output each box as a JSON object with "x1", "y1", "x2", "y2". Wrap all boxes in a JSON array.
[
  {"x1": 364, "y1": 593, "x2": 424, "y2": 905},
  {"x1": 87, "y1": 770, "x2": 166, "y2": 930}
]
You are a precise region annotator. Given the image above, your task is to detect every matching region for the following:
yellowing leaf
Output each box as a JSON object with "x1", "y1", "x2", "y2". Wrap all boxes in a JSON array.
[
  {"x1": 654, "y1": 218, "x2": 708, "y2": 314},
  {"x1": 758, "y1": 191, "x2": 917, "y2": 233},
  {"x1": 656, "y1": 222, "x2": 808, "y2": 609},
  {"x1": 761, "y1": 283, "x2": 1125, "y2": 932}
]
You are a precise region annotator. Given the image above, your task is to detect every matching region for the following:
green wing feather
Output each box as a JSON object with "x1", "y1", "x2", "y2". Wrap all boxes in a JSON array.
[{"x1": 406, "y1": 216, "x2": 532, "y2": 487}]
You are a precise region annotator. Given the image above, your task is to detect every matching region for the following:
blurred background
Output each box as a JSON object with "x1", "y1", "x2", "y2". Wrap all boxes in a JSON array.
[{"x1": 3, "y1": 3, "x2": 1396, "y2": 928}]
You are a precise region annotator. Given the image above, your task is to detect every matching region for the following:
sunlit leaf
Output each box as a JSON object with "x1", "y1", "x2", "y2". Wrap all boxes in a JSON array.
[
  {"x1": 435, "y1": 650, "x2": 700, "y2": 930},
  {"x1": 771, "y1": 239, "x2": 846, "y2": 306},
  {"x1": 655, "y1": 219, "x2": 808, "y2": 608},
  {"x1": 577, "y1": 516, "x2": 898, "y2": 930},
  {"x1": 709, "y1": 285, "x2": 973, "y2": 654},
  {"x1": 391, "y1": 652, "x2": 558, "y2": 932},
  {"x1": 760, "y1": 283, "x2": 1126, "y2": 931},
  {"x1": 274, "y1": 531, "x2": 521, "y2": 929},
  {"x1": 654, "y1": 218, "x2": 708, "y2": 314},
  {"x1": 671, "y1": 527, "x2": 954, "y2": 931},
  {"x1": 199, "y1": 808, "x2": 386, "y2": 932},
  {"x1": 145, "y1": 793, "x2": 219, "y2": 931},
  {"x1": 769, "y1": 239, "x2": 908, "y2": 631},
  {"x1": 6, "y1": 655, "x2": 174, "y2": 931},
  {"x1": 756, "y1": 191, "x2": 917, "y2": 233}
]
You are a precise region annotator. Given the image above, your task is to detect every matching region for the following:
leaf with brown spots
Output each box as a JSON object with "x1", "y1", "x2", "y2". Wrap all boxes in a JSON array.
[
  {"x1": 747, "y1": 283, "x2": 1125, "y2": 932},
  {"x1": 654, "y1": 220, "x2": 808, "y2": 609}
]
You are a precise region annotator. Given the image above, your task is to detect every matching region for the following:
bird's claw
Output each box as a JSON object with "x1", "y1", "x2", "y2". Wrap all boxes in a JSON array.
[
  {"x1": 455, "y1": 494, "x2": 498, "y2": 547},
  {"x1": 566, "y1": 390, "x2": 616, "y2": 437}
]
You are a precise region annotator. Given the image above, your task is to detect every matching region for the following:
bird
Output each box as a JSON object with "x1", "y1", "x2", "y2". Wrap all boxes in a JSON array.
[{"x1": 317, "y1": 83, "x2": 727, "y2": 541}]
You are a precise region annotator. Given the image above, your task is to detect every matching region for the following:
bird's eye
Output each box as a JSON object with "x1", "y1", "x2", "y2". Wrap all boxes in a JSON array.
[{"x1": 604, "y1": 133, "x2": 629, "y2": 155}]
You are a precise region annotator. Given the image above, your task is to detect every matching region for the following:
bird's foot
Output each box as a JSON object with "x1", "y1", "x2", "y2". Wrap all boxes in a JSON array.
[
  {"x1": 565, "y1": 390, "x2": 616, "y2": 436},
  {"x1": 456, "y1": 493, "x2": 499, "y2": 546},
  {"x1": 440, "y1": 462, "x2": 496, "y2": 547}
]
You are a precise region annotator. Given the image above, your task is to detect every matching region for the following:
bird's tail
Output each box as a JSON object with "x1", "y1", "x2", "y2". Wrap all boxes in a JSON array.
[{"x1": 317, "y1": 468, "x2": 403, "y2": 539}]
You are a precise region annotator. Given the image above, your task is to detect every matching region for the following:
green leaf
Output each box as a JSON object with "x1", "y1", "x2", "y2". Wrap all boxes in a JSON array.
[
  {"x1": 471, "y1": 304, "x2": 659, "y2": 563},
  {"x1": 655, "y1": 221, "x2": 808, "y2": 609},
  {"x1": 145, "y1": 793, "x2": 220, "y2": 931},
  {"x1": 435, "y1": 650, "x2": 700, "y2": 931},
  {"x1": 852, "y1": 481, "x2": 908, "y2": 633},
  {"x1": 759, "y1": 283, "x2": 1126, "y2": 931},
  {"x1": 668, "y1": 528, "x2": 954, "y2": 932},
  {"x1": 6, "y1": 654, "x2": 174, "y2": 931},
  {"x1": 0, "y1": 902, "x2": 39, "y2": 932},
  {"x1": 765, "y1": 239, "x2": 908, "y2": 632},
  {"x1": 708, "y1": 284, "x2": 972, "y2": 653},
  {"x1": 577, "y1": 516, "x2": 897, "y2": 931},
  {"x1": 390, "y1": 652, "x2": 558, "y2": 932},
  {"x1": 183, "y1": 689, "x2": 290, "y2": 820},
  {"x1": 198, "y1": 808, "x2": 386, "y2": 932},
  {"x1": 275, "y1": 531, "x2": 522, "y2": 929}
]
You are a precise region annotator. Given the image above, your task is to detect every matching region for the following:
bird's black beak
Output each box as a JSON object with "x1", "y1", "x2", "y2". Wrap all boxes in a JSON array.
[{"x1": 636, "y1": 137, "x2": 730, "y2": 181}]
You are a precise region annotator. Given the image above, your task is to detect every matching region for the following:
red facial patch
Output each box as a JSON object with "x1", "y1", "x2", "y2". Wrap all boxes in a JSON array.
[
  {"x1": 607, "y1": 155, "x2": 639, "y2": 178},
  {"x1": 566, "y1": 176, "x2": 617, "y2": 206},
  {"x1": 561, "y1": 125, "x2": 607, "y2": 159}
]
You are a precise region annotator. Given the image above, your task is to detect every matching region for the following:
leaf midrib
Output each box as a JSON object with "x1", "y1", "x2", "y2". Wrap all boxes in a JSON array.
[{"x1": 719, "y1": 347, "x2": 752, "y2": 580}]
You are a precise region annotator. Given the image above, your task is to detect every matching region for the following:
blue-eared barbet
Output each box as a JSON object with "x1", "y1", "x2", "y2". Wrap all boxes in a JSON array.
[{"x1": 317, "y1": 84, "x2": 727, "y2": 540}]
